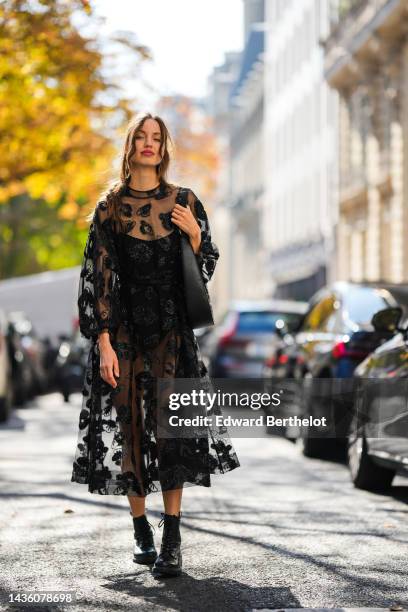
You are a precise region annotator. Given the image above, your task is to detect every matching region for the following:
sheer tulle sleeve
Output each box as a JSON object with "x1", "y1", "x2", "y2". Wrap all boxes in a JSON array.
[
  {"x1": 77, "y1": 199, "x2": 122, "y2": 341},
  {"x1": 188, "y1": 189, "x2": 220, "y2": 284}
]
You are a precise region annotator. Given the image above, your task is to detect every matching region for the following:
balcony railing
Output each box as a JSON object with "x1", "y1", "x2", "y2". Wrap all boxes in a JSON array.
[
  {"x1": 329, "y1": 0, "x2": 368, "y2": 28},
  {"x1": 324, "y1": 0, "x2": 400, "y2": 84},
  {"x1": 328, "y1": 0, "x2": 398, "y2": 39}
]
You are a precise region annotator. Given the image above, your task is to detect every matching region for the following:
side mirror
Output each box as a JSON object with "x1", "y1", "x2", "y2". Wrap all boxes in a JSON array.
[
  {"x1": 371, "y1": 307, "x2": 403, "y2": 333},
  {"x1": 274, "y1": 319, "x2": 289, "y2": 338},
  {"x1": 288, "y1": 315, "x2": 306, "y2": 334}
]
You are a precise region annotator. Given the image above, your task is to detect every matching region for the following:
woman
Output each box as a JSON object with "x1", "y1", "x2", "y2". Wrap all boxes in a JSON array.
[{"x1": 71, "y1": 112, "x2": 240, "y2": 577}]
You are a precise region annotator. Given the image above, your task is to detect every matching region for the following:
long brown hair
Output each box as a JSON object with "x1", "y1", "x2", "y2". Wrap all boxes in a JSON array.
[{"x1": 87, "y1": 112, "x2": 175, "y2": 224}]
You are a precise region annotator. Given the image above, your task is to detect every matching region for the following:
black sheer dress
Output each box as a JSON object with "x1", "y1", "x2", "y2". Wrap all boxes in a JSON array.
[{"x1": 70, "y1": 180, "x2": 240, "y2": 496}]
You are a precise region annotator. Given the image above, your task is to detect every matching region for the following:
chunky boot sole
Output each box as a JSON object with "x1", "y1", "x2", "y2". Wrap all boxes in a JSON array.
[
  {"x1": 133, "y1": 551, "x2": 158, "y2": 565},
  {"x1": 152, "y1": 558, "x2": 182, "y2": 577}
]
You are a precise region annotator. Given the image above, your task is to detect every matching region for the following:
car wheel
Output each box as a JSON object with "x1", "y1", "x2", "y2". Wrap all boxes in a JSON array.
[
  {"x1": 0, "y1": 386, "x2": 12, "y2": 423},
  {"x1": 298, "y1": 434, "x2": 332, "y2": 458},
  {"x1": 266, "y1": 423, "x2": 286, "y2": 437},
  {"x1": 0, "y1": 398, "x2": 9, "y2": 422},
  {"x1": 348, "y1": 418, "x2": 395, "y2": 491},
  {"x1": 298, "y1": 376, "x2": 332, "y2": 458},
  {"x1": 0, "y1": 398, "x2": 8, "y2": 422}
]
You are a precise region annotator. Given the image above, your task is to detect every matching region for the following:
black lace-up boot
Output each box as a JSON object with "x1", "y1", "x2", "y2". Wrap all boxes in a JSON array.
[
  {"x1": 130, "y1": 511, "x2": 157, "y2": 565},
  {"x1": 152, "y1": 512, "x2": 182, "y2": 577}
]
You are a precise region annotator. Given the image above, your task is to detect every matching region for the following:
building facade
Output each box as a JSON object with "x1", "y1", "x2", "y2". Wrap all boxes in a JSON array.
[
  {"x1": 324, "y1": 0, "x2": 408, "y2": 283},
  {"x1": 264, "y1": 0, "x2": 338, "y2": 300},
  {"x1": 228, "y1": 0, "x2": 270, "y2": 299},
  {"x1": 206, "y1": 51, "x2": 242, "y2": 315}
]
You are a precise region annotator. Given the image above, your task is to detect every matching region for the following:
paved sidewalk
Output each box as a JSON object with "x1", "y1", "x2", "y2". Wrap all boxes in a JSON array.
[{"x1": 1, "y1": 394, "x2": 408, "y2": 611}]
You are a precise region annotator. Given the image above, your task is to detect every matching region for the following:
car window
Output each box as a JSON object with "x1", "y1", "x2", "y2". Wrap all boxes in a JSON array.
[
  {"x1": 324, "y1": 308, "x2": 341, "y2": 333},
  {"x1": 237, "y1": 311, "x2": 304, "y2": 333},
  {"x1": 281, "y1": 312, "x2": 305, "y2": 333},
  {"x1": 343, "y1": 287, "x2": 394, "y2": 325},
  {"x1": 302, "y1": 295, "x2": 336, "y2": 331}
]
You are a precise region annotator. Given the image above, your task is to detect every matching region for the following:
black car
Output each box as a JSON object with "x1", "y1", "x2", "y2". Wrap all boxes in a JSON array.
[
  {"x1": 6, "y1": 311, "x2": 48, "y2": 405},
  {"x1": 348, "y1": 305, "x2": 408, "y2": 491},
  {"x1": 264, "y1": 282, "x2": 408, "y2": 457},
  {"x1": 55, "y1": 328, "x2": 90, "y2": 402},
  {"x1": 0, "y1": 308, "x2": 13, "y2": 422},
  {"x1": 263, "y1": 315, "x2": 306, "y2": 380}
]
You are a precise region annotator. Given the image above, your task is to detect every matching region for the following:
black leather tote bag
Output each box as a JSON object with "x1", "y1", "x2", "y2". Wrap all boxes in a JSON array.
[
  {"x1": 175, "y1": 187, "x2": 214, "y2": 329},
  {"x1": 179, "y1": 230, "x2": 214, "y2": 329}
]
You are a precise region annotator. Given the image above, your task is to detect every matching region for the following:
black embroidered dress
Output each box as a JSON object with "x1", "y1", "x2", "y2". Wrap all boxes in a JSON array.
[{"x1": 71, "y1": 181, "x2": 240, "y2": 496}]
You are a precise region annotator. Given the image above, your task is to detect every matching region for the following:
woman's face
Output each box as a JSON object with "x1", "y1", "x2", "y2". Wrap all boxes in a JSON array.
[{"x1": 130, "y1": 118, "x2": 163, "y2": 169}]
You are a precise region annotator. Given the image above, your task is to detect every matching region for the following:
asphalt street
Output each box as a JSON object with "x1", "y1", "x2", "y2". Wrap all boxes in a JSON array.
[{"x1": 1, "y1": 392, "x2": 408, "y2": 612}]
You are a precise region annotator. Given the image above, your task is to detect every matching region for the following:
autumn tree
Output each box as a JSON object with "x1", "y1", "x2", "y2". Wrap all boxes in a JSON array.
[
  {"x1": 0, "y1": 0, "x2": 151, "y2": 278},
  {"x1": 157, "y1": 95, "x2": 220, "y2": 204}
]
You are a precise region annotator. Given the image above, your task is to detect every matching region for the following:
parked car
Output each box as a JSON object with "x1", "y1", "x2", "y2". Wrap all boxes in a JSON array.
[
  {"x1": 41, "y1": 335, "x2": 62, "y2": 393},
  {"x1": 263, "y1": 282, "x2": 408, "y2": 457},
  {"x1": 55, "y1": 329, "x2": 90, "y2": 402},
  {"x1": 0, "y1": 308, "x2": 13, "y2": 422},
  {"x1": 202, "y1": 300, "x2": 308, "y2": 381},
  {"x1": 6, "y1": 311, "x2": 48, "y2": 404},
  {"x1": 262, "y1": 311, "x2": 308, "y2": 380},
  {"x1": 7, "y1": 314, "x2": 37, "y2": 405},
  {"x1": 348, "y1": 305, "x2": 408, "y2": 491}
]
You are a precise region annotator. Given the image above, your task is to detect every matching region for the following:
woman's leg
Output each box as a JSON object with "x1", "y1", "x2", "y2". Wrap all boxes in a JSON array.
[
  {"x1": 128, "y1": 495, "x2": 146, "y2": 517},
  {"x1": 162, "y1": 488, "x2": 183, "y2": 515}
]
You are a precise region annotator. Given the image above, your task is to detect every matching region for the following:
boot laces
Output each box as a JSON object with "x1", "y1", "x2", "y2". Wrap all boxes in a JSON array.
[
  {"x1": 133, "y1": 516, "x2": 155, "y2": 547},
  {"x1": 158, "y1": 511, "x2": 182, "y2": 528},
  {"x1": 158, "y1": 512, "x2": 181, "y2": 552}
]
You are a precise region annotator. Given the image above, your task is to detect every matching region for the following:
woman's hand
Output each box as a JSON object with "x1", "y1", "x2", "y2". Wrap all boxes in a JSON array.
[
  {"x1": 98, "y1": 335, "x2": 119, "y2": 388},
  {"x1": 171, "y1": 204, "x2": 201, "y2": 253}
]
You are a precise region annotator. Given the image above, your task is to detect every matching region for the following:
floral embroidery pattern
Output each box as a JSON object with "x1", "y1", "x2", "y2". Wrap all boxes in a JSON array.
[
  {"x1": 159, "y1": 210, "x2": 174, "y2": 231},
  {"x1": 140, "y1": 220, "x2": 154, "y2": 235},
  {"x1": 71, "y1": 183, "x2": 239, "y2": 496},
  {"x1": 119, "y1": 203, "x2": 133, "y2": 218},
  {"x1": 136, "y1": 203, "x2": 152, "y2": 217}
]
